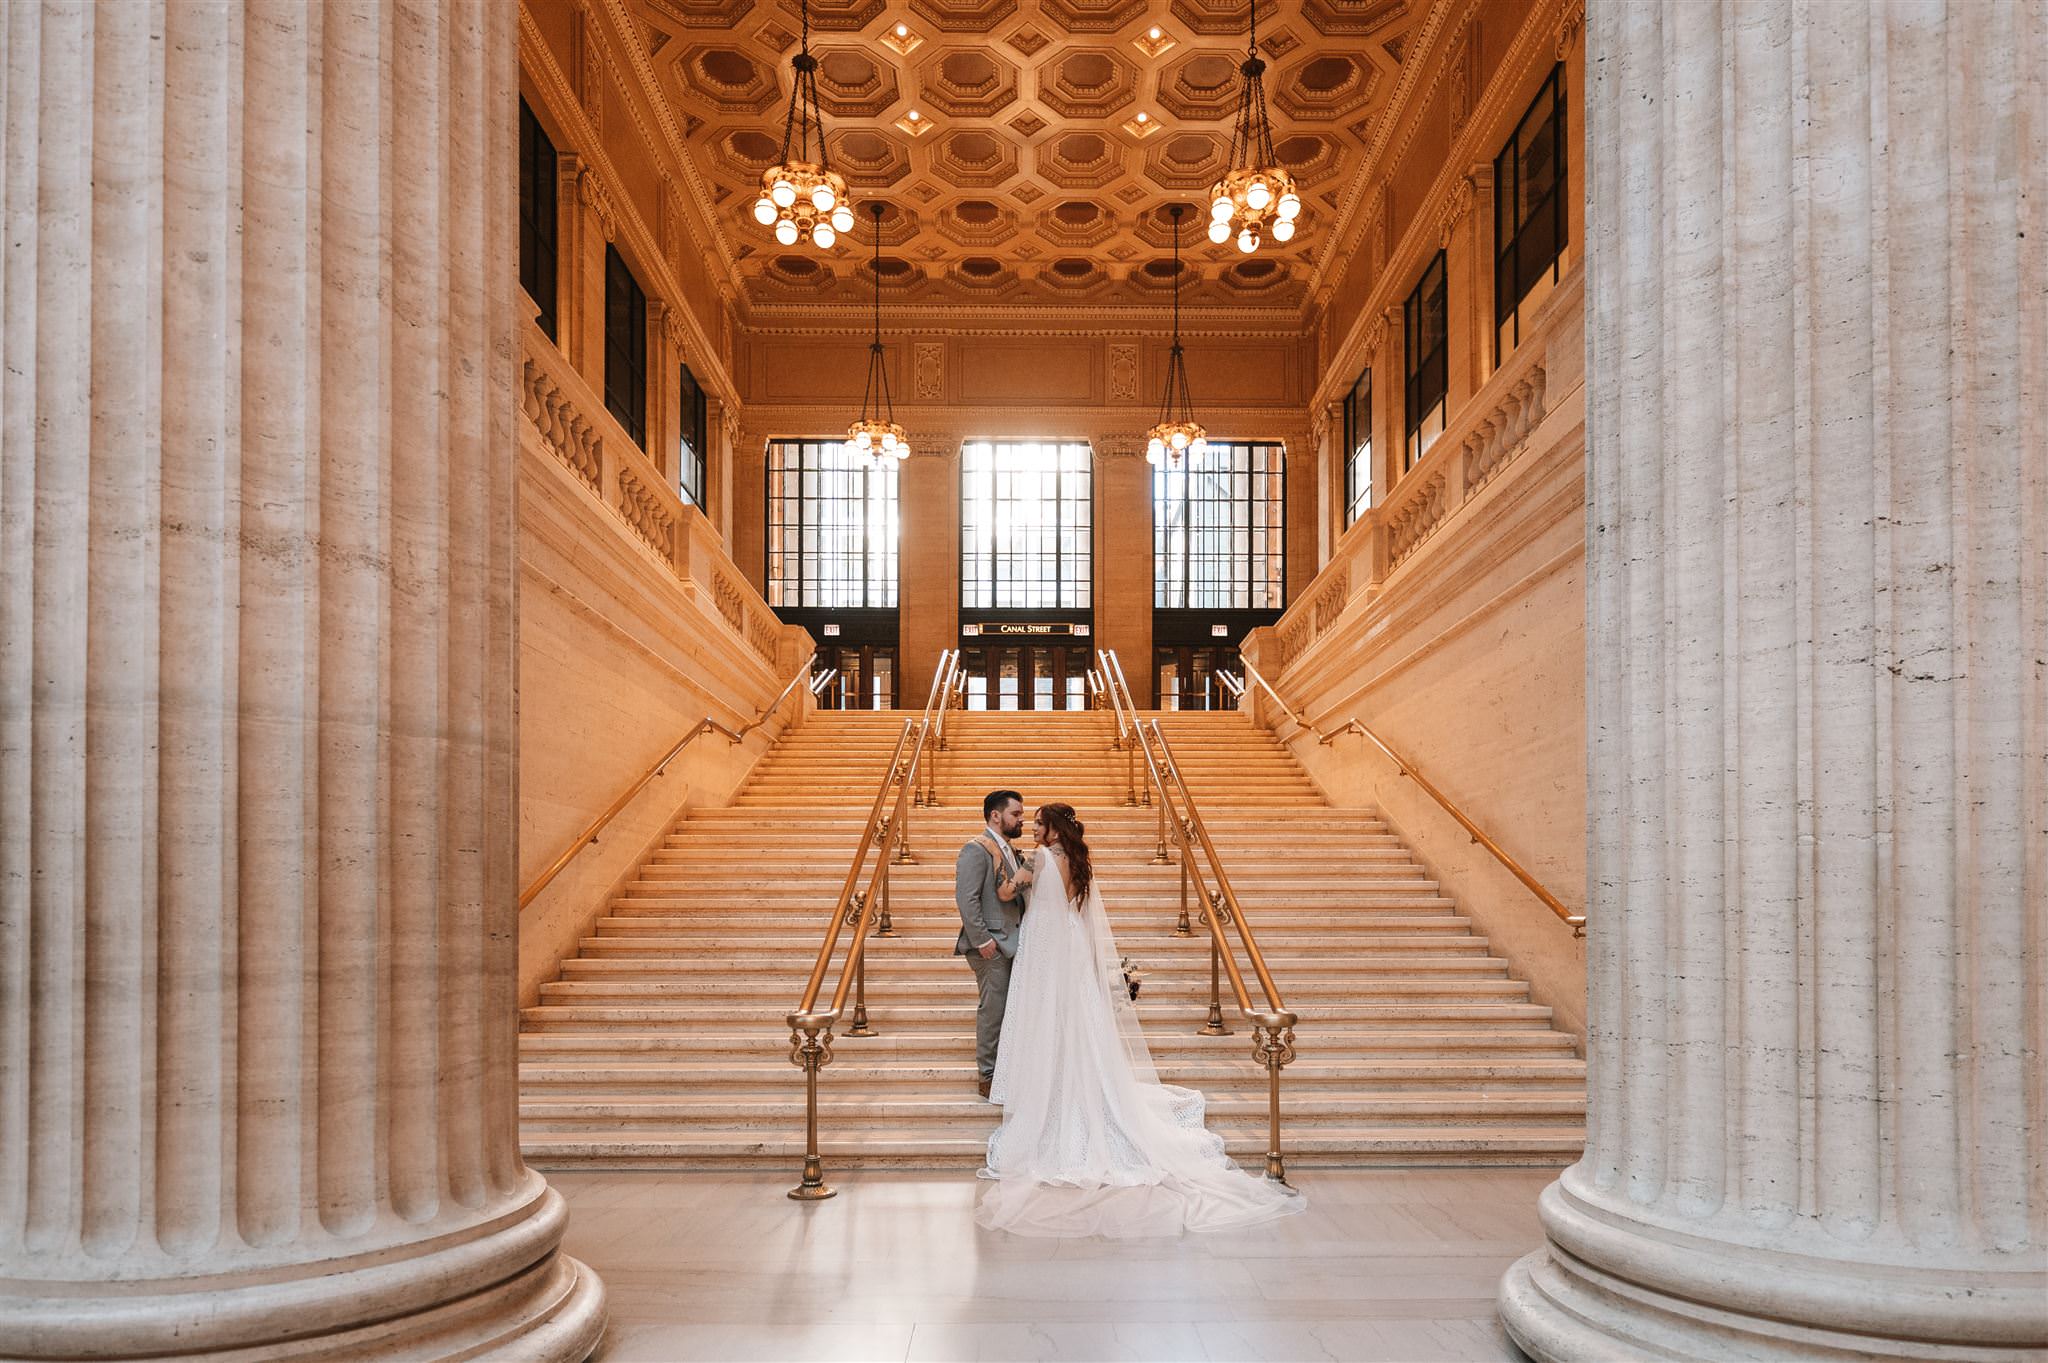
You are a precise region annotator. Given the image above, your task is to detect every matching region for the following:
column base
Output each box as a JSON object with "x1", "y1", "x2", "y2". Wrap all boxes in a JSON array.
[
  {"x1": 1, "y1": 1184, "x2": 608, "y2": 1362},
  {"x1": 1500, "y1": 1181, "x2": 2048, "y2": 1363}
]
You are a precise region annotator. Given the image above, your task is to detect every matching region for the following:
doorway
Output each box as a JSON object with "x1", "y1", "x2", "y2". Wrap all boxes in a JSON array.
[{"x1": 959, "y1": 644, "x2": 1091, "y2": 710}]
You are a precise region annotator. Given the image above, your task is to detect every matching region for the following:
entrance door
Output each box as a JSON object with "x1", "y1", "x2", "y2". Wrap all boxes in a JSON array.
[
  {"x1": 960, "y1": 644, "x2": 1090, "y2": 710},
  {"x1": 816, "y1": 642, "x2": 898, "y2": 709},
  {"x1": 1155, "y1": 645, "x2": 1238, "y2": 711}
]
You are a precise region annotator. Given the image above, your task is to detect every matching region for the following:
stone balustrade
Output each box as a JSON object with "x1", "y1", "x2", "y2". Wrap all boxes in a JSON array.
[
  {"x1": 1257, "y1": 263, "x2": 1579, "y2": 678},
  {"x1": 520, "y1": 319, "x2": 792, "y2": 670}
]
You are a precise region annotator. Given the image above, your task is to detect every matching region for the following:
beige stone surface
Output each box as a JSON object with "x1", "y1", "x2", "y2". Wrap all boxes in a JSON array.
[
  {"x1": 0, "y1": 2, "x2": 602, "y2": 1356},
  {"x1": 553, "y1": 1168, "x2": 1546, "y2": 1362},
  {"x1": 1500, "y1": 1, "x2": 2048, "y2": 1357},
  {"x1": 1247, "y1": 269, "x2": 1590, "y2": 1045}
]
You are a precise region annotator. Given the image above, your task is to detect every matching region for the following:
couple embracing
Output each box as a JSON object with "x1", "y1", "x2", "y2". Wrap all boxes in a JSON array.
[{"x1": 954, "y1": 790, "x2": 1305, "y2": 1238}]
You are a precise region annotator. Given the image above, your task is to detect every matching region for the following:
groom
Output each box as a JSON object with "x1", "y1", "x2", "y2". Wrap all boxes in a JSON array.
[{"x1": 955, "y1": 789, "x2": 1034, "y2": 1099}]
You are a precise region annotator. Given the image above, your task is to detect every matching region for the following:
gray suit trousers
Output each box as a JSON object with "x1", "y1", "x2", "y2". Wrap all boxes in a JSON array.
[{"x1": 967, "y1": 949, "x2": 1012, "y2": 1080}]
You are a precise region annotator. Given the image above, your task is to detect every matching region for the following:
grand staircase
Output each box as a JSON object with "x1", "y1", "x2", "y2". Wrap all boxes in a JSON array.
[{"x1": 519, "y1": 710, "x2": 1586, "y2": 1168}]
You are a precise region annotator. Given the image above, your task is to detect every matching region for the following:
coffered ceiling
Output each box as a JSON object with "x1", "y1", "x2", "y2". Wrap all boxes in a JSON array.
[{"x1": 627, "y1": 0, "x2": 1419, "y2": 313}]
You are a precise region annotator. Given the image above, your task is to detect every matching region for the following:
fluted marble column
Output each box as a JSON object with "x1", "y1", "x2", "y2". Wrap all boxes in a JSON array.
[
  {"x1": 0, "y1": 3, "x2": 605, "y2": 1357},
  {"x1": 1499, "y1": 3, "x2": 2046, "y2": 1359}
]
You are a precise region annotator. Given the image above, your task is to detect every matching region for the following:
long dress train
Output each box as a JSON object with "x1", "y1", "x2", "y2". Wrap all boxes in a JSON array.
[{"x1": 976, "y1": 845, "x2": 1306, "y2": 1237}]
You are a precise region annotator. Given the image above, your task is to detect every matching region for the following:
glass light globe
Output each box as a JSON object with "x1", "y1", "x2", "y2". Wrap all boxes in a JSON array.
[
  {"x1": 842, "y1": 441, "x2": 859, "y2": 459},
  {"x1": 1207, "y1": 218, "x2": 1231, "y2": 245},
  {"x1": 831, "y1": 204, "x2": 855, "y2": 233},
  {"x1": 771, "y1": 178, "x2": 796, "y2": 208},
  {"x1": 1272, "y1": 218, "x2": 1296, "y2": 242},
  {"x1": 855, "y1": 429, "x2": 872, "y2": 450},
  {"x1": 812, "y1": 223, "x2": 836, "y2": 248},
  {"x1": 1237, "y1": 227, "x2": 1257, "y2": 253},
  {"x1": 1191, "y1": 436, "x2": 1209, "y2": 457},
  {"x1": 1246, "y1": 179, "x2": 1271, "y2": 210},
  {"x1": 881, "y1": 430, "x2": 898, "y2": 452},
  {"x1": 1277, "y1": 192, "x2": 1302, "y2": 221},
  {"x1": 753, "y1": 197, "x2": 777, "y2": 225},
  {"x1": 1170, "y1": 429, "x2": 1189, "y2": 450},
  {"x1": 1210, "y1": 195, "x2": 1233, "y2": 221},
  {"x1": 775, "y1": 218, "x2": 800, "y2": 246},
  {"x1": 811, "y1": 182, "x2": 835, "y2": 212},
  {"x1": 1147, "y1": 437, "x2": 1165, "y2": 462}
]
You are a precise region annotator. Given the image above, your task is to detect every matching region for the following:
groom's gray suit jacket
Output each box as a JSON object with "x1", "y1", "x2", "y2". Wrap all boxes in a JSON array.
[{"x1": 954, "y1": 832, "x2": 1029, "y2": 958}]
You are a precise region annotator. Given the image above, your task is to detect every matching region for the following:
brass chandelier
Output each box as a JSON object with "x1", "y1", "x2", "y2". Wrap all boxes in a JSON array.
[
  {"x1": 1146, "y1": 205, "x2": 1207, "y2": 469},
  {"x1": 752, "y1": 0, "x2": 855, "y2": 249},
  {"x1": 844, "y1": 203, "x2": 908, "y2": 465},
  {"x1": 1207, "y1": 0, "x2": 1299, "y2": 254}
]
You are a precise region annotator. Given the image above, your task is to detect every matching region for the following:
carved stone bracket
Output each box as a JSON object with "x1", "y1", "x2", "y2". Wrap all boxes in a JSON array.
[
  {"x1": 1437, "y1": 174, "x2": 1476, "y2": 249},
  {"x1": 1556, "y1": 0, "x2": 1585, "y2": 61},
  {"x1": 578, "y1": 166, "x2": 617, "y2": 243}
]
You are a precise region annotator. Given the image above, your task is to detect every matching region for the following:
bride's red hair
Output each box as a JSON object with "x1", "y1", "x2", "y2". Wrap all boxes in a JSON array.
[{"x1": 1035, "y1": 803, "x2": 1093, "y2": 906}]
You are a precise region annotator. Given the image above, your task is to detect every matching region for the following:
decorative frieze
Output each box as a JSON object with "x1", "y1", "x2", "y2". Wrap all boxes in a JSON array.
[
  {"x1": 1109, "y1": 343, "x2": 1139, "y2": 400},
  {"x1": 915, "y1": 342, "x2": 944, "y2": 399}
]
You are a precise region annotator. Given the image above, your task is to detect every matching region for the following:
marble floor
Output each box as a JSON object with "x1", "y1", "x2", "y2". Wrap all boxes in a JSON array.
[{"x1": 551, "y1": 1167, "x2": 1548, "y2": 1362}]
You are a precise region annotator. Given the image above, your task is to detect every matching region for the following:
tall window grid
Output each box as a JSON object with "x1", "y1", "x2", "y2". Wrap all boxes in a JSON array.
[
  {"x1": 1154, "y1": 441, "x2": 1286, "y2": 610},
  {"x1": 677, "y1": 363, "x2": 707, "y2": 508},
  {"x1": 518, "y1": 101, "x2": 558, "y2": 341},
  {"x1": 1404, "y1": 251, "x2": 1448, "y2": 470},
  {"x1": 1495, "y1": 66, "x2": 1568, "y2": 361},
  {"x1": 766, "y1": 439, "x2": 899, "y2": 609},
  {"x1": 604, "y1": 246, "x2": 647, "y2": 448},
  {"x1": 961, "y1": 441, "x2": 1093, "y2": 611},
  {"x1": 1342, "y1": 370, "x2": 1372, "y2": 524}
]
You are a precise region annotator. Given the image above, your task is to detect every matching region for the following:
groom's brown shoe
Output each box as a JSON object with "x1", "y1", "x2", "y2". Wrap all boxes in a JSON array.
[{"x1": 977, "y1": 1076, "x2": 992, "y2": 1099}]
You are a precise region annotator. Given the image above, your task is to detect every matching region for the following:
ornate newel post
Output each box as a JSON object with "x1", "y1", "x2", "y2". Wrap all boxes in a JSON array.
[
  {"x1": 1500, "y1": 2, "x2": 2046, "y2": 1359},
  {"x1": 0, "y1": 3, "x2": 606, "y2": 1357}
]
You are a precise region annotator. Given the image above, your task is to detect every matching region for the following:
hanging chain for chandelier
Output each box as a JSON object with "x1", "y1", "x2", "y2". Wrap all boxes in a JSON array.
[
  {"x1": 1147, "y1": 204, "x2": 1207, "y2": 469},
  {"x1": 1208, "y1": 0, "x2": 1300, "y2": 253},
  {"x1": 752, "y1": 0, "x2": 855, "y2": 248},
  {"x1": 845, "y1": 202, "x2": 908, "y2": 465}
]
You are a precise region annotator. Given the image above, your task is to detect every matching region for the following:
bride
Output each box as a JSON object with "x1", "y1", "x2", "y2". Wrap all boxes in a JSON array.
[{"x1": 977, "y1": 802, "x2": 1306, "y2": 1237}]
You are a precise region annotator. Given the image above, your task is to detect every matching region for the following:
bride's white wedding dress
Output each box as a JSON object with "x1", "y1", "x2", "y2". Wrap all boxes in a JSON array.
[{"x1": 977, "y1": 845, "x2": 1306, "y2": 1237}]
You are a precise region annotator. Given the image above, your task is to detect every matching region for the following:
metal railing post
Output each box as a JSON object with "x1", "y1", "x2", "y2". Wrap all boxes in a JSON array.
[
  {"x1": 786, "y1": 1016, "x2": 835, "y2": 1200},
  {"x1": 1200, "y1": 937, "x2": 1229, "y2": 1036}
]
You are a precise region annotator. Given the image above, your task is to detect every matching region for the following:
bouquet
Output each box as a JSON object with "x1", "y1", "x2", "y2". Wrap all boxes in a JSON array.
[{"x1": 1118, "y1": 955, "x2": 1146, "y2": 1002}]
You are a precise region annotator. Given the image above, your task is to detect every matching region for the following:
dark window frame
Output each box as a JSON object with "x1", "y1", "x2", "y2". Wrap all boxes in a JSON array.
[
  {"x1": 518, "y1": 99, "x2": 559, "y2": 341},
  {"x1": 1494, "y1": 66, "x2": 1568, "y2": 360},
  {"x1": 959, "y1": 440, "x2": 1095, "y2": 614},
  {"x1": 1152, "y1": 439, "x2": 1287, "y2": 611},
  {"x1": 603, "y1": 245, "x2": 647, "y2": 448},
  {"x1": 1342, "y1": 370, "x2": 1372, "y2": 525},
  {"x1": 677, "y1": 363, "x2": 708, "y2": 508},
  {"x1": 764, "y1": 437, "x2": 900, "y2": 611},
  {"x1": 1403, "y1": 250, "x2": 1448, "y2": 470}
]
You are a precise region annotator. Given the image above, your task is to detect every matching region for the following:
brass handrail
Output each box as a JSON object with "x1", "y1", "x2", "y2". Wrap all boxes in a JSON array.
[
  {"x1": 1237, "y1": 657, "x2": 1585, "y2": 937},
  {"x1": 519, "y1": 660, "x2": 817, "y2": 909},
  {"x1": 1094, "y1": 647, "x2": 1145, "y2": 806},
  {"x1": 784, "y1": 651, "x2": 957, "y2": 1201},
  {"x1": 1098, "y1": 651, "x2": 1298, "y2": 1182}
]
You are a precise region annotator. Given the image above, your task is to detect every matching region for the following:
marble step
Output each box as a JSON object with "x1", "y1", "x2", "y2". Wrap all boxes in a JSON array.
[
  {"x1": 556, "y1": 954, "x2": 1513, "y2": 978},
  {"x1": 516, "y1": 1058, "x2": 1588, "y2": 1091},
  {"x1": 518, "y1": 1126, "x2": 1586, "y2": 1169},
  {"x1": 569, "y1": 929, "x2": 1499, "y2": 949},
  {"x1": 516, "y1": 1092, "x2": 1588, "y2": 1132},
  {"x1": 517, "y1": 1028, "x2": 1582, "y2": 1060},
  {"x1": 519, "y1": 1001, "x2": 1559, "y2": 1030}
]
